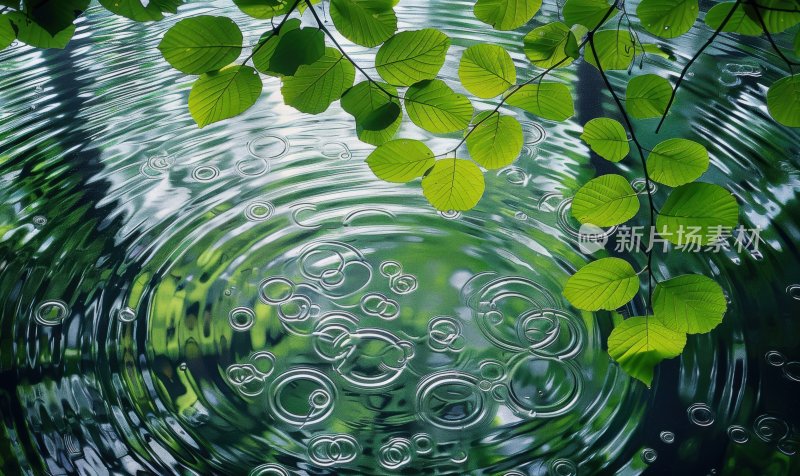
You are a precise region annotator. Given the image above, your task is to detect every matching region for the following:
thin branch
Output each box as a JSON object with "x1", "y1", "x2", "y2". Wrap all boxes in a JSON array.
[
  {"x1": 655, "y1": 0, "x2": 743, "y2": 133},
  {"x1": 588, "y1": 30, "x2": 657, "y2": 312},
  {"x1": 304, "y1": 0, "x2": 398, "y2": 99}
]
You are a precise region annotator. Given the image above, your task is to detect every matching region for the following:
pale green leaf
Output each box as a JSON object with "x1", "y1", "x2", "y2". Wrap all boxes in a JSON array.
[
  {"x1": 341, "y1": 81, "x2": 402, "y2": 145},
  {"x1": 375, "y1": 29, "x2": 450, "y2": 86},
  {"x1": 404, "y1": 79, "x2": 473, "y2": 134},
  {"x1": 608, "y1": 316, "x2": 687, "y2": 387},
  {"x1": 626, "y1": 74, "x2": 672, "y2": 119},
  {"x1": 366, "y1": 139, "x2": 435, "y2": 182},
  {"x1": 281, "y1": 47, "x2": 356, "y2": 114},
  {"x1": 637, "y1": 0, "x2": 699, "y2": 39},
  {"x1": 505, "y1": 82, "x2": 574, "y2": 121},
  {"x1": 647, "y1": 138, "x2": 709, "y2": 187},
  {"x1": 158, "y1": 16, "x2": 243, "y2": 75},
  {"x1": 421, "y1": 159, "x2": 485, "y2": 211},
  {"x1": 563, "y1": 0, "x2": 618, "y2": 30},
  {"x1": 571, "y1": 174, "x2": 640, "y2": 227},
  {"x1": 474, "y1": 0, "x2": 543, "y2": 31},
  {"x1": 563, "y1": 257, "x2": 640, "y2": 311},
  {"x1": 0, "y1": 14, "x2": 15, "y2": 50},
  {"x1": 523, "y1": 21, "x2": 580, "y2": 69},
  {"x1": 767, "y1": 75, "x2": 800, "y2": 127},
  {"x1": 642, "y1": 43, "x2": 674, "y2": 60},
  {"x1": 189, "y1": 65, "x2": 263, "y2": 128},
  {"x1": 458, "y1": 44, "x2": 517, "y2": 98},
  {"x1": 656, "y1": 182, "x2": 739, "y2": 245},
  {"x1": 466, "y1": 111, "x2": 524, "y2": 169},
  {"x1": 580, "y1": 117, "x2": 630, "y2": 162},
  {"x1": 743, "y1": 0, "x2": 800, "y2": 34},
  {"x1": 8, "y1": 12, "x2": 75, "y2": 49},
  {"x1": 653, "y1": 275, "x2": 727, "y2": 334},
  {"x1": 705, "y1": 2, "x2": 762, "y2": 36},
  {"x1": 586, "y1": 29, "x2": 636, "y2": 71},
  {"x1": 330, "y1": 0, "x2": 397, "y2": 47},
  {"x1": 99, "y1": 0, "x2": 181, "y2": 22},
  {"x1": 232, "y1": 0, "x2": 307, "y2": 19}
]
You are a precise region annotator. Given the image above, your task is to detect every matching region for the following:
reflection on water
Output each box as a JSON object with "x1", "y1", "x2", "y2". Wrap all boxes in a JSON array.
[{"x1": 0, "y1": 1, "x2": 799, "y2": 475}]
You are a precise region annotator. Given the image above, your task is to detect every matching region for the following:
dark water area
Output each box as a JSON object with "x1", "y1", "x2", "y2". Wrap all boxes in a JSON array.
[{"x1": 1, "y1": 1, "x2": 799, "y2": 475}]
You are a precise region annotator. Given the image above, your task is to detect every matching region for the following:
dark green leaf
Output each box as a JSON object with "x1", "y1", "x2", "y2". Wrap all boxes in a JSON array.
[
  {"x1": 22, "y1": 0, "x2": 89, "y2": 36},
  {"x1": 99, "y1": 0, "x2": 182, "y2": 22},
  {"x1": 8, "y1": 12, "x2": 75, "y2": 49},
  {"x1": 281, "y1": 47, "x2": 356, "y2": 114},
  {"x1": 767, "y1": 74, "x2": 800, "y2": 127},
  {"x1": 375, "y1": 29, "x2": 450, "y2": 86},
  {"x1": 265, "y1": 26, "x2": 325, "y2": 76},
  {"x1": 743, "y1": 0, "x2": 800, "y2": 33},
  {"x1": 705, "y1": 2, "x2": 762, "y2": 36},
  {"x1": 341, "y1": 81, "x2": 402, "y2": 144},
  {"x1": 189, "y1": 65, "x2": 263, "y2": 128},
  {"x1": 158, "y1": 16, "x2": 243, "y2": 75},
  {"x1": 0, "y1": 14, "x2": 15, "y2": 50},
  {"x1": 563, "y1": 0, "x2": 618, "y2": 30},
  {"x1": 421, "y1": 159, "x2": 485, "y2": 211},
  {"x1": 404, "y1": 79, "x2": 473, "y2": 134}
]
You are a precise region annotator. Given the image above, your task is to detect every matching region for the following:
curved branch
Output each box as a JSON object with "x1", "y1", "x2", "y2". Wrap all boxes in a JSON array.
[{"x1": 655, "y1": 0, "x2": 743, "y2": 133}]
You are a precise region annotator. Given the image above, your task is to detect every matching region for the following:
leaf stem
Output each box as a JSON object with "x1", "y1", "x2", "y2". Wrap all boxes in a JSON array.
[
  {"x1": 304, "y1": 0, "x2": 399, "y2": 99},
  {"x1": 655, "y1": 0, "x2": 743, "y2": 133},
  {"x1": 588, "y1": 30, "x2": 657, "y2": 313}
]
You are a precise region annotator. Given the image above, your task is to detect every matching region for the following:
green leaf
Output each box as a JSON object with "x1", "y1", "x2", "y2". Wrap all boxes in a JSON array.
[
  {"x1": 375, "y1": 29, "x2": 450, "y2": 86},
  {"x1": 0, "y1": 14, "x2": 16, "y2": 50},
  {"x1": 252, "y1": 18, "x2": 298, "y2": 75},
  {"x1": 563, "y1": 0, "x2": 618, "y2": 30},
  {"x1": 404, "y1": 79, "x2": 473, "y2": 134},
  {"x1": 260, "y1": 26, "x2": 325, "y2": 77},
  {"x1": 22, "y1": 0, "x2": 89, "y2": 36},
  {"x1": 653, "y1": 275, "x2": 727, "y2": 334},
  {"x1": 795, "y1": 30, "x2": 800, "y2": 57},
  {"x1": 767, "y1": 75, "x2": 800, "y2": 127},
  {"x1": 586, "y1": 29, "x2": 636, "y2": 71},
  {"x1": 642, "y1": 43, "x2": 674, "y2": 60},
  {"x1": 474, "y1": 0, "x2": 542, "y2": 31},
  {"x1": 743, "y1": 0, "x2": 800, "y2": 34},
  {"x1": 421, "y1": 159, "x2": 485, "y2": 211},
  {"x1": 563, "y1": 257, "x2": 640, "y2": 311},
  {"x1": 458, "y1": 44, "x2": 517, "y2": 99},
  {"x1": 523, "y1": 21, "x2": 580, "y2": 69},
  {"x1": 626, "y1": 74, "x2": 672, "y2": 119},
  {"x1": 656, "y1": 182, "x2": 739, "y2": 245},
  {"x1": 158, "y1": 16, "x2": 243, "y2": 75},
  {"x1": 233, "y1": 0, "x2": 294, "y2": 19},
  {"x1": 647, "y1": 138, "x2": 709, "y2": 187},
  {"x1": 580, "y1": 117, "x2": 629, "y2": 162},
  {"x1": 8, "y1": 12, "x2": 75, "y2": 49},
  {"x1": 189, "y1": 65, "x2": 263, "y2": 128},
  {"x1": 281, "y1": 47, "x2": 356, "y2": 114},
  {"x1": 466, "y1": 111, "x2": 523, "y2": 169},
  {"x1": 608, "y1": 316, "x2": 687, "y2": 387},
  {"x1": 637, "y1": 0, "x2": 698, "y2": 39},
  {"x1": 571, "y1": 174, "x2": 640, "y2": 227},
  {"x1": 341, "y1": 81, "x2": 402, "y2": 145},
  {"x1": 99, "y1": 0, "x2": 182, "y2": 22},
  {"x1": 366, "y1": 139, "x2": 435, "y2": 182},
  {"x1": 330, "y1": 0, "x2": 397, "y2": 47},
  {"x1": 704, "y1": 2, "x2": 762, "y2": 36},
  {"x1": 504, "y1": 82, "x2": 574, "y2": 121}
]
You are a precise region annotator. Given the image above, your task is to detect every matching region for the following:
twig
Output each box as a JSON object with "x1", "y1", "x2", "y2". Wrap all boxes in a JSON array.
[
  {"x1": 588, "y1": 31, "x2": 657, "y2": 312},
  {"x1": 655, "y1": 0, "x2": 743, "y2": 133}
]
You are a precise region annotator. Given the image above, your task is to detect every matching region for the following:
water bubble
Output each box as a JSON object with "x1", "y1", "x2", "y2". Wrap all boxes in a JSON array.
[
  {"x1": 249, "y1": 463, "x2": 290, "y2": 476},
  {"x1": 178, "y1": 363, "x2": 188, "y2": 371},
  {"x1": 378, "y1": 438, "x2": 413, "y2": 469},
  {"x1": 753, "y1": 414, "x2": 789, "y2": 443},
  {"x1": 786, "y1": 284, "x2": 800, "y2": 300},
  {"x1": 244, "y1": 201, "x2": 275, "y2": 221},
  {"x1": 687, "y1": 403, "x2": 715, "y2": 427},
  {"x1": 248, "y1": 134, "x2": 289, "y2": 159},
  {"x1": 514, "y1": 211, "x2": 528, "y2": 221},
  {"x1": 523, "y1": 121, "x2": 546, "y2": 145},
  {"x1": 191, "y1": 165, "x2": 219, "y2": 182},
  {"x1": 321, "y1": 142, "x2": 352, "y2": 160},
  {"x1": 640, "y1": 448, "x2": 657, "y2": 464},
  {"x1": 259, "y1": 277, "x2": 295, "y2": 304},
  {"x1": 390, "y1": 274, "x2": 418, "y2": 295},
  {"x1": 450, "y1": 449, "x2": 468, "y2": 464},
  {"x1": 269, "y1": 368, "x2": 336, "y2": 426},
  {"x1": 308, "y1": 434, "x2": 359, "y2": 466},
  {"x1": 34, "y1": 300, "x2": 70, "y2": 326},
  {"x1": 782, "y1": 361, "x2": 800, "y2": 382},
  {"x1": 660, "y1": 431, "x2": 675, "y2": 444},
  {"x1": 380, "y1": 261, "x2": 402, "y2": 278},
  {"x1": 117, "y1": 306, "x2": 137, "y2": 323},
  {"x1": 236, "y1": 156, "x2": 270, "y2": 176},
  {"x1": 360, "y1": 293, "x2": 400, "y2": 319},
  {"x1": 32, "y1": 215, "x2": 47, "y2": 228},
  {"x1": 428, "y1": 317, "x2": 464, "y2": 352},
  {"x1": 777, "y1": 438, "x2": 798, "y2": 456},
  {"x1": 765, "y1": 350, "x2": 786, "y2": 366},
  {"x1": 229, "y1": 307, "x2": 255, "y2": 331},
  {"x1": 631, "y1": 177, "x2": 658, "y2": 194},
  {"x1": 411, "y1": 433, "x2": 433, "y2": 455},
  {"x1": 549, "y1": 458, "x2": 578, "y2": 475},
  {"x1": 416, "y1": 371, "x2": 492, "y2": 430},
  {"x1": 438, "y1": 210, "x2": 461, "y2": 219},
  {"x1": 727, "y1": 425, "x2": 749, "y2": 444}
]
